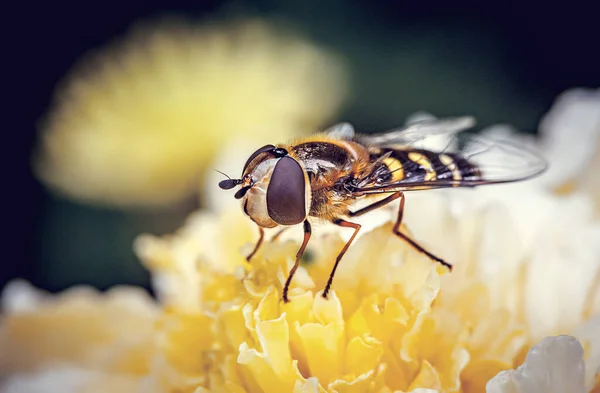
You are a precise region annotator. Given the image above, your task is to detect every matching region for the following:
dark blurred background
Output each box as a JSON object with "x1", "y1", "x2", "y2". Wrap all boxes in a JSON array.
[{"x1": 6, "y1": 0, "x2": 600, "y2": 294}]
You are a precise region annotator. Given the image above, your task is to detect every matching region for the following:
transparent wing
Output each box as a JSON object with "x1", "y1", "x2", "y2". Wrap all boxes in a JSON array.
[
  {"x1": 323, "y1": 122, "x2": 355, "y2": 140},
  {"x1": 457, "y1": 132, "x2": 548, "y2": 183},
  {"x1": 354, "y1": 116, "x2": 476, "y2": 147},
  {"x1": 355, "y1": 131, "x2": 548, "y2": 194}
]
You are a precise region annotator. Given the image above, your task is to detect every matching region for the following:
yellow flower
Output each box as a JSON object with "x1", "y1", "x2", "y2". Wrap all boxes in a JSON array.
[
  {"x1": 130, "y1": 97, "x2": 600, "y2": 392},
  {"x1": 129, "y1": 200, "x2": 599, "y2": 393},
  {"x1": 4, "y1": 90, "x2": 600, "y2": 392},
  {"x1": 134, "y1": 213, "x2": 462, "y2": 392},
  {"x1": 2, "y1": 201, "x2": 599, "y2": 392},
  {"x1": 33, "y1": 18, "x2": 347, "y2": 208},
  {"x1": 0, "y1": 281, "x2": 157, "y2": 393}
]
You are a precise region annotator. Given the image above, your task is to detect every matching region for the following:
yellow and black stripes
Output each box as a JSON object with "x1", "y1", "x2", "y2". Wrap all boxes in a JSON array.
[{"x1": 374, "y1": 148, "x2": 481, "y2": 185}]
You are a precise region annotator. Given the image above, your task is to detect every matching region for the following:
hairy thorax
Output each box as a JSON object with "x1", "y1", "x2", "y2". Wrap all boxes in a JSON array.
[{"x1": 288, "y1": 137, "x2": 372, "y2": 221}]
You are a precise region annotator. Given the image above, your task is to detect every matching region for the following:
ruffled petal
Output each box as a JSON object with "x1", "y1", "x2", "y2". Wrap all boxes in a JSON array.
[{"x1": 486, "y1": 335, "x2": 586, "y2": 393}]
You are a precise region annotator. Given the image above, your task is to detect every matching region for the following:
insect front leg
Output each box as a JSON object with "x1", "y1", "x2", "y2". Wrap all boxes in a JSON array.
[
  {"x1": 393, "y1": 192, "x2": 453, "y2": 270},
  {"x1": 322, "y1": 219, "x2": 361, "y2": 299},
  {"x1": 282, "y1": 220, "x2": 312, "y2": 303},
  {"x1": 246, "y1": 226, "x2": 265, "y2": 262},
  {"x1": 271, "y1": 227, "x2": 290, "y2": 241}
]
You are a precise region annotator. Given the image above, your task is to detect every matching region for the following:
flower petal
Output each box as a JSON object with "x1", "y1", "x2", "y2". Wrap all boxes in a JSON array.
[
  {"x1": 344, "y1": 335, "x2": 383, "y2": 378},
  {"x1": 294, "y1": 316, "x2": 344, "y2": 385},
  {"x1": 486, "y1": 335, "x2": 586, "y2": 393},
  {"x1": 538, "y1": 88, "x2": 600, "y2": 189},
  {"x1": 34, "y1": 19, "x2": 347, "y2": 208},
  {"x1": 524, "y1": 220, "x2": 600, "y2": 339},
  {"x1": 237, "y1": 314, "x2": 297, "y2": 392},
  {"x1": 401, "y1": 309, "x2": 470, "y2": 392},
  {"x1": 571, "y1": 314, "x2": 600, "y2": 390},
  {"x1": 0, "y1": 281, "x2": 157, "y2": 375},
  {"x1": 294, "y1": 377, "x2": 323, "y2": 393},
  {"x1": 0, "y1": 367, "x2": 146, "y2": 393}
]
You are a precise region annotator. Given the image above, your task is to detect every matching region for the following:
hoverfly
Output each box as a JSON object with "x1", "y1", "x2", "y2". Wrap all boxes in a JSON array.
[{"x1": 219, "y1": 116, "x2": 547, "y2": 302}]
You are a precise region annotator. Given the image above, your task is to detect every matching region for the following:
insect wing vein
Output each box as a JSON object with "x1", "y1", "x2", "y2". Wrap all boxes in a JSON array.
[{"x1": 355, "y1": 132, "x2": 547, "y2": 194}]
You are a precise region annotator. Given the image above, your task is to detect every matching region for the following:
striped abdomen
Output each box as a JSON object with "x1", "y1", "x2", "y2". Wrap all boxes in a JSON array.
[{"x1": 372, "y1": 148, "x2": 481, "y2": 185}]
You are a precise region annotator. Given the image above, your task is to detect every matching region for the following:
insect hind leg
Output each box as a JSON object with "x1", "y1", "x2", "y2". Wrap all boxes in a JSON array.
[{"x1": 393, "y1": 193, "x2": 452, "y2": 270}]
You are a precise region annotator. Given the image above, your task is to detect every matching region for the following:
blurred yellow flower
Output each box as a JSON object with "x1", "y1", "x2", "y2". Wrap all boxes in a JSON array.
[
  {"x1": 0, "y1": 281, "x2": 157, "y2": 392},
  {"x1": 33, "y1": 18, "x2": 347, "y2": 208}
]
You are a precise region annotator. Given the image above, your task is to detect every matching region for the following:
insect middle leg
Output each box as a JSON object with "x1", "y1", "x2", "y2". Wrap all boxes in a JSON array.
[
  {"x1": 282, "y1": 220, "x2": 312, "y2": 303},
  {"x1": 348, "y1": 192, "x2": 402, "y2": 217},
  {"x1": 322, "y1": 219, "x2": 361, "y2": 299}
]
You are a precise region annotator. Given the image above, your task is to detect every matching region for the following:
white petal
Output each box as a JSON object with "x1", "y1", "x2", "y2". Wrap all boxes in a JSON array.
[
  {"x1": 486, "y1": 335, "x2": 586, "y2": 393},
  {"x1": 571, "y1": 314, "x2": 600, "y2": 390},
  {"x1": 0, "y1": 367, "x2": 145, "y2": 393},
  {"x1": 538, "y1": 88, "x2": 600, "y2": 188},
  {"x1": 0, "y1": 280, "x2": 46, "y2": 312},
  {"x1": 524, "y1": 218, "x2": 600, "y2": 339}
]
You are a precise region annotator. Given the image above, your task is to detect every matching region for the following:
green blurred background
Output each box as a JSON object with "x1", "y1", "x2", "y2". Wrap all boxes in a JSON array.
[{"x1": 7, "y1": 0, "x2": 599, "y2": 294}]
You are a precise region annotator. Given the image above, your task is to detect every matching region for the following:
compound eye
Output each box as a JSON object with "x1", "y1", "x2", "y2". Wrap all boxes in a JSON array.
[
  {"x1": 267, "y1": 156, "x2": 306, "y2": 225},
  {"x1": 242, "y1": 144, "x2": 275, "y2": 174}
]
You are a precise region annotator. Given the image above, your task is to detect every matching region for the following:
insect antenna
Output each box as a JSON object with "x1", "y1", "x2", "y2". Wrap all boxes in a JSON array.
[
  {"x1": 215, "y1": 169, "x2": 242, "y2": 190},
  {"x1": 214, "y1": 169, "x2": 233, "y2": 179}
]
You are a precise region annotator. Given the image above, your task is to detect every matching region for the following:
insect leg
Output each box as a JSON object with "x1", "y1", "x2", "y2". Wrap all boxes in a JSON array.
[
  {"x1": 393, "y1": 193, "x2": 453, "y2": 270},
  {"x1": 282, "y1": 220, "x2": 312, "y2": 303},
  {"x1": 246, "y1": 226, "x2": 264, "y2": 262},
  {"x1": 348, "y1": 192, "x2": 402, "y2": 217},
  {"x1": 322, "y1": 219, "x2": 361, "y2": 299},
  {"x1": 271, "y1": 227, "x2": 289, "y2": 241}
]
